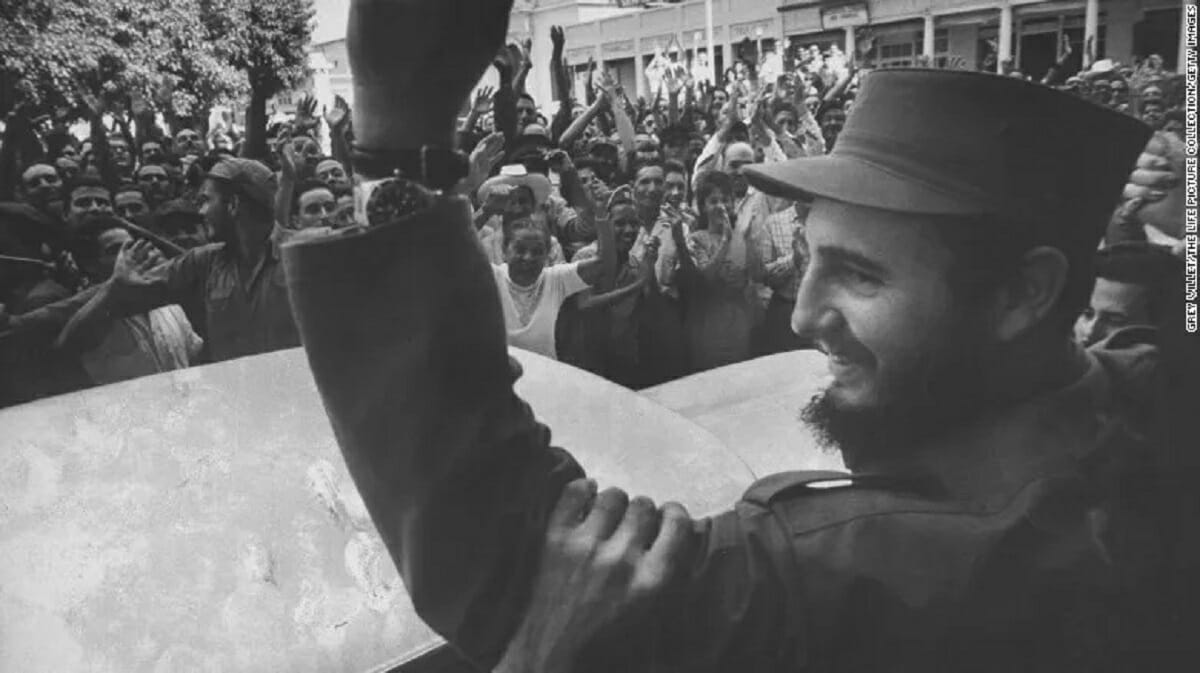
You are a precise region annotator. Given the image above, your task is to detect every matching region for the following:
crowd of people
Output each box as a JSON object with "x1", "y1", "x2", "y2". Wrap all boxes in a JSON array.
[
  {"x1": 1, "y1": 0, "x2": 1196, "y2": 669},
  {"x1": 0, "y1": 24, "x2": 1188, "y2": 408}
]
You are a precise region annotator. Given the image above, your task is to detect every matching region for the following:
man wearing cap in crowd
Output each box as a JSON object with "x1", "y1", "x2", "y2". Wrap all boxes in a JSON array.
[
  {"x1": 281, "y1": 1, "x2": 1193, "y2": 670},
  {"x1": 475, "y1": 164, "x2": 566, "y2": 265},
  {"x1": 10, "y1": 157, "x2": 299, "y2": 364}
]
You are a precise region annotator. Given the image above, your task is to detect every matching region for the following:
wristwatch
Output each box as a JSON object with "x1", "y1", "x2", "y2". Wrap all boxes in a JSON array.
[{"x1": 351, "y1": 144, "x2": 469, "y2": 192}]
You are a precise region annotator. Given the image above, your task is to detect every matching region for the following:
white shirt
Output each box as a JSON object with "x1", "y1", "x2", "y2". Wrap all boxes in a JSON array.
[
  {"x1": 492, "y1": 262, "x2": 590, "y2": 360},
  {"x1": 81, "y1": 305, "x2": 203, "y2": 385}
]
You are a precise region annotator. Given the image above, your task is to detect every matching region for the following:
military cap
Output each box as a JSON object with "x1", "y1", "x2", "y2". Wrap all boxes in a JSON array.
[
  {"x1": 745, "y1": 69, "x2": 1150, "y2": 240},
  {"x1": 206, "y1": 158, "x2": 277, "y2": 213}
]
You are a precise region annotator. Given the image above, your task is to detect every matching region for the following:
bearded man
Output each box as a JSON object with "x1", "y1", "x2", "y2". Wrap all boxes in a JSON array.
[{"x1": 279, "y1": 2, "x2": 1196, "y2": 671}]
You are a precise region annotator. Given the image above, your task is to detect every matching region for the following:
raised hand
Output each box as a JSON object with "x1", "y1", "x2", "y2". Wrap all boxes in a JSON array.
[
  {"x1": 324, "y1": 94, "x2": 352, "y2": 129},
  {"x1": 295, "y1": 93, "x2": 320, "y2": 134},
  {"x1": 550, "y1": 25, "x2": 565, "y2": 52},
  {"x1": 597, "y1": 70, "x2": 618, "y2": 97},
  {"x1": 112, "y1": 239, "x2": 163, "y2": 287},
  {"x1": 472, "y1": 86, "x2": 496, "y2": 115},
  {"x1": 481, "y1": 183, "x2": 515, "y2": 215},
  {"x1": 640, "y1": 236, "x2": 661, "y2": 278},
  {"x1": 347, "y1": 0, "x2": 516, "y2": 150},
  {"x1": 494, "y1": 481, "x2": 691, "y2": 673},
  {"x1": 545, "y1": 149, "x2": 574, "y2": 175},
  {"x1": 469, "y1": 131, "x2": 506, "y2": 177},
  {"x1": 278, "y1": 141, "x2": 300, "y2": 181}
]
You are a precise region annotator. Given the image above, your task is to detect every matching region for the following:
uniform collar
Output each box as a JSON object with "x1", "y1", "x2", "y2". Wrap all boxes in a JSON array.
[{"x1": 858, "y1": 345, "x2": 1123, "y2": 502}]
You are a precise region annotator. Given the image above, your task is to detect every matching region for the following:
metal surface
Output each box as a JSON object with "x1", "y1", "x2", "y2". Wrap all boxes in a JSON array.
[
  {"x1": 642, "y1": 349, "x2": 845, "y2": 477},
  {"x1": 0, "y1": 347, "x2": 769, "y2": 673}
]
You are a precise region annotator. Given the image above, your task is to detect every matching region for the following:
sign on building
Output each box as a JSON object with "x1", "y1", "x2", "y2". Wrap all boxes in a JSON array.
[{"x1": 821, "y1": 3, "x2": 870, "y2": 31}]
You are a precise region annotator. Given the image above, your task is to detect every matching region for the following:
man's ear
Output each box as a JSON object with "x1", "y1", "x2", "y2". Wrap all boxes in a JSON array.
[
  {"x1": 227, "y1": 193, "x2": 240, "y2": 218},
  {"x1": 991, "y1": 246, "x2": 1070, "y2": 342}
]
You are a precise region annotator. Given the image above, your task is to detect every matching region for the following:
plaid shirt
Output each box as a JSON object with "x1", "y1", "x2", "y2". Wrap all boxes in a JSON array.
[{"x1": 758, "y1": 207, "x2": 804, "y2": 301}]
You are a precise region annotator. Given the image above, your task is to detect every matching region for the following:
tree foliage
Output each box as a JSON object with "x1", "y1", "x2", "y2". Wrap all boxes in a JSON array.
[
  {"x1": 1, "y1": 0, "x2": 313, "y2": 123},
  {"x1": 201, "y1": 0, "x2": 315, "y2": 99}
]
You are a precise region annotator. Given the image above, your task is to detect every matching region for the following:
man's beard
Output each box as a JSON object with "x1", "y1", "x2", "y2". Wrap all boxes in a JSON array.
[{"x1": 801, "y1": 314, "x2": 999, "y2": 468}]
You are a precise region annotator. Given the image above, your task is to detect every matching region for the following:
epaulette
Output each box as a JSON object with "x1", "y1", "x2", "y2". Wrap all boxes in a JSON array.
[{"x1": 743, "y1": 470, "x2": 944, "y2": 508}]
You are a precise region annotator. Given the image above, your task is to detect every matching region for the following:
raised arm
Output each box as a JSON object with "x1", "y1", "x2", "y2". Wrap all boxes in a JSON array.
[
  {"x1": 284, "y1": 2, "x2": 795, "y2": 669},
  {"x1": 493, "y1": 54, "x2": 519, "y2": 154},
  {"x1": 597, "y1": 72, "x2": 636, "y2": 176},
  {"x1": 549, "y1": 26, "x2": 574, "y2": 143},
  {"x1": 275, "y1": 143, "x2": 300, "y2": 229},
  {"x1": 324, "y1": 96, "x2": 356, "y2": 177},
  {"x1": 558, "y1": 93, "x2": 606, "y2": 151},
  {"x1": 461, "y1": 86, "x2": 495, "y2": 149},
  {"x1": 572, "y1": 182, "x2": 616, "y2": 288},
  {"x1": 514, "y1": 39, "x2": 534, "y2": 96},
  {"x1": 547, "y1": 150, "x2": 597, "y2": 247}
]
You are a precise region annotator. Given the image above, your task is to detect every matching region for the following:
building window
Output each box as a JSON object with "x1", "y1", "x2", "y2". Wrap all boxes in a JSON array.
[{"x1": 878, "y1": 42, "x2": 914, "y2": 68}]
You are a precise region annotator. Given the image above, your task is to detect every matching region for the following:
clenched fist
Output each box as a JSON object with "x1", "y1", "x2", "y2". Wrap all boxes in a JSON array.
[{"x1": 348, "y1": 0, "x2": 517, "y2": 151}]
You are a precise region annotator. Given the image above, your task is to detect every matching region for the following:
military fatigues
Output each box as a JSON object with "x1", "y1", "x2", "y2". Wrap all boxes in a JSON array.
[{"x1": 283, "y1": 196, "x2": 1186, "y2": 672}]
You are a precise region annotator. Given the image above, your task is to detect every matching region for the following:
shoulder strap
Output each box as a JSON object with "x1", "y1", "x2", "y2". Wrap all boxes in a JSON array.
[{"x1": 744, "y1": 469, "x2": 945, "y2": 508}]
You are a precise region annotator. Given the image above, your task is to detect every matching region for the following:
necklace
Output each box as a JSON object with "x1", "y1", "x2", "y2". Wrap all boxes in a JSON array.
[{"x1": 507, "y1": 272, "x2": 546, "y2": 326}]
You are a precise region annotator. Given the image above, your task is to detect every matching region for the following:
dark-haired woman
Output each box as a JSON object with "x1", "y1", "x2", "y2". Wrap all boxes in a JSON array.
[{"x1": 670, "y1": 171, "x2": 764, "y2": 372}]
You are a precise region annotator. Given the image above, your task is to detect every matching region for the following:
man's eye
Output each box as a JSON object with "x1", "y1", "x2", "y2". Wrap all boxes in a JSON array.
[{"x1": 834, "y1": 266, "x2": 880, "y2": 289}]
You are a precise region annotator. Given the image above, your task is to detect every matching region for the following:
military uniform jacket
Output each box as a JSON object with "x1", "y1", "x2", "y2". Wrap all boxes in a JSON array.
[{"x1": 283, "y1": 196, "x2": 1182, "y2": 672}]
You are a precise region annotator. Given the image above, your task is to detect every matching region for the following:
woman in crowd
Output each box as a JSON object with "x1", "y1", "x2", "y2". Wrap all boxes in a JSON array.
[
  {"x1": 670, "y1": 170, "x2": 764, "y2": 372},
  {"x1": 567, "y1": 186, "x2": 660, "y2": 388},
  {"x1": 492, "y1": 203, "x2": 615, "y2": 361},
  {"x1": 476, "y1": 169, "x2": 567, "y2": 265}
]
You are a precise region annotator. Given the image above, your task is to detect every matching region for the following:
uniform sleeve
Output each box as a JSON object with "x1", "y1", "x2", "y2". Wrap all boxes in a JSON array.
[
  {"x1": 638, "y1": 501, "x2": 803, "y2": 672},
  {"x1": 283, "y1": 197, "x2": 586, "y2": 669}
]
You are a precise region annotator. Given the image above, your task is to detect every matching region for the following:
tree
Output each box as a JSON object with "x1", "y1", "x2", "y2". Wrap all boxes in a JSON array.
[
  {"x1": 0, "y1": 1, "x2": 243, "y2": 127},
  {"x1": 200, "y1": 0, "x2": 315, "y2": 159},
  {"x1": 0, "y1": 0, "x2": 312, "y2": 143}
]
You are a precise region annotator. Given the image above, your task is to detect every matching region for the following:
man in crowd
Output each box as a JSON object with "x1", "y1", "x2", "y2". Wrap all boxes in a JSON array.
[
  {"x1": 113, "y1": 184, "x2": 151, "y2": 222},
  {"x1": 281, "y1": 2, "x2": 1192, "y2": 671},
  {"x1": 292, "y1": 179, "x2": 338, "y2": 230},
  {"x1": 1075, "y1": 241, "x2": 1181, "y2": 347},
  {"x1": 107, "y1": 134, "x2": 136, "y2": 182},
  {"x1": 9, "y1": 157, "x2": 298, "y2": 364},
  {"x1": 58, "y1": 216, "x2": 202, "y2": 385},
  {"x1": 64, "y1": 176, "x2": 113, "y2": 234},
  {"x1": 173, "y1": 128, "x2": 207, "y2": 159},
  {"x1": 314, "y1": 157, "x2": 352, "y2": 194},
  {"x1": 756, "y1": 199, "x2": 810, "y2": 354},
  {"x1": 661, "y1": 159, "x2": 688, "y2": 210},
  {"x1": 54, "y1": 156, "x2": 80, "y2": 184},
  {"x1": 19, "y1": 163, "x2": 65, "y2": 219},
  {"x1": 135, "y1": 163, "x2": 174, "y2": 210}
]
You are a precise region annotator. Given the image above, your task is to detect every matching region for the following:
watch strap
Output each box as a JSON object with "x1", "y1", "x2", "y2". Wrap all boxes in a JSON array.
[{"x1": 351, "y1": 145, "x2": 468, "y2": 191}]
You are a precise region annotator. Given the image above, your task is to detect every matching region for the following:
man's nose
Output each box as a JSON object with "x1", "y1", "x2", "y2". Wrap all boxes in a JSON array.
[{"x1": 791, "y1": 269, "x2": 834, "y2": 342}]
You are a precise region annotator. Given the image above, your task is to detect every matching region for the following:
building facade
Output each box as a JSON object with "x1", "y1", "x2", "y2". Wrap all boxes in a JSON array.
[{"x1": 305, "y1": 0, "x2": 1188, "y2": 115}]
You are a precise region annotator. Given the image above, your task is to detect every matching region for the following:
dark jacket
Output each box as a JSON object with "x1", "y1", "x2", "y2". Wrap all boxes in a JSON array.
[{"x1": 282, "y1": 196, "x2": 1193, "y2": 672}]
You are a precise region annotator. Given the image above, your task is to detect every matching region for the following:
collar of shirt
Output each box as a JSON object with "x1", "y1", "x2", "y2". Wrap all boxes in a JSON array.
[{"x1": 853, "y1": 345, "x2": 1135, "y2": 503}]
